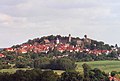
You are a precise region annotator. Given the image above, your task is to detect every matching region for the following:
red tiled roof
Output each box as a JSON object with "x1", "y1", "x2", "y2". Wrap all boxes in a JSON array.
[
  {"x1": 0, "y1": 53, "x2": 5, "y2": 57},
  {"x1": 5, "y1": 48, "x2": 14, "y2": 51}
]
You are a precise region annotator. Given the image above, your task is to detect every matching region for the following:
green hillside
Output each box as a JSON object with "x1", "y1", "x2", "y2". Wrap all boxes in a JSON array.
[{"x1": 76, "y1": 60, "x2": 120, "y2": 73}]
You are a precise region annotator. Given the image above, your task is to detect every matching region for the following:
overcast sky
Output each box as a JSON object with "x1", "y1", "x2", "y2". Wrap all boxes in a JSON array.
[{"x1": 0, "y1": 0, "x2": 120, "y2": 48}]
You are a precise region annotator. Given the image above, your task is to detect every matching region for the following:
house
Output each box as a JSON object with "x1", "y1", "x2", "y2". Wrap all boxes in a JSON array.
[
  {"x1": 44, "y1": 39, "x2": 50, "y2": 44},
  {"x1": 109, "y1": 76, "x2": 118, "y2": 81},
  {"x1": 57, "y1": 48, "x2": 64, "y2": 53},
  {"x1": 66, "y1": 46, "x2": 74, "y2": 52},
  {"x1": 102, "y1": 50, "x2": 111, "y2": 55},
  {"x1": 21, "y1": 44, "x2": 32, "y2": 48},
  {"x1": 0, "y1": 53, "x2": 5, "y2": 58},
  {"x1": 17, "y1": 49, "x2": 27, "y2": 54},
  {"x1": 90, "y1": 49, "x2": 101, "y2": 56},
  {"x1": 5, "y1": 48, "x2": 14, "y2": 52},
  {"x1": 21, "y1": 49, "x2": 27, "y2": 54},
  {"x1": 74, "y1": 47, "x2": 79, "y2": 52}
]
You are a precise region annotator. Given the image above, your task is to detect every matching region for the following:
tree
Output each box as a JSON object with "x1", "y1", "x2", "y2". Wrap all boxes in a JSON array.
[
  {"x1": 30, "y1": 53, "x2": 38, "y2": 59},
  {"x1": 50, "y1": 58, "x2": 76, "y2": 70},
  {"x1": 70, "y1": 40, "x2": 77, "y2": 46},
  {"x1": 0, "y1": 61, "x2": 11, "y2": 69},
  {"x1": 34, "y1": 57, "x2": 50, "y2": 69},
  {"x1": 6, "y1": 55, "x2": 14, "y2": 60},
  {"x1": 111, "y1": 71, "x2": 117, "y2": 77},
  {"x1": 82, "y1": 63, "x2": 91, "y2": 81},
  {"x1": 41, "y1": 71, "x2": 58, "y2": 81},
  {"x1": 15, "y1": 56, "x2": 33, "y2": 68},
  {"x1": 104, "y1": 44, "x2": 111, "y2": 50},
  {"x1": 96, "y1": 41, "x2": 104, "y2": 50},
  {"x1": 107, "y1": 51, "x2": 118, "y2": 58},
  {"x1": 58, "y1": 71, "x2": 83, "y2": 81},
  {"x1": 91, "y1": 68, "x2": 109, "y2": 81},
  {"x1": 82, "y1": 64, "x2": 109, "y2": 81},
  {"x1": 16, "y1": 61, "x2": 27, "y2": 68},
  {"x1": 48, "y1": 35, "x2": 56, "y2": 41}
]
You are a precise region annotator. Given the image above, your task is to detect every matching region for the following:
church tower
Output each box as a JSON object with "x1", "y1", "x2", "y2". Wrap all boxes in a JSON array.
[
  {"x1": 56, "y1": 38, "x2": 60, "y2": 44},
  {"x1": 68, "y1": 34, "x2": 71, "y2": 43}
]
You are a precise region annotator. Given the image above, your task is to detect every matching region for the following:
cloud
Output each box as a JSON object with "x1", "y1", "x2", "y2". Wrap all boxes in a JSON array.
[
  {"x1": 0, "y1": 0, "x2": 120, "y2": 47},
  {"x1": 0, "y1": 0, "x2": 117, "y2": 29},
  {"x1": 0, "y1": 0, "x2": 26, "y2": 5},
  {"x1": 0, "y1": 13, "x2": 13, "y2": 25}
]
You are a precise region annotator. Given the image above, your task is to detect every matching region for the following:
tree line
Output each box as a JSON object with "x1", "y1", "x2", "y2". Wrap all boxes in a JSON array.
[{"x1": 0, "y1": 63, "x2": 110, "y2": 81}]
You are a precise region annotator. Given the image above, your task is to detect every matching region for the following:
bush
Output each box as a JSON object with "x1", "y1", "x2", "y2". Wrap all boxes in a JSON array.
[
  {"x1": 111, "y1": 71, "x2": 117, "y2": 77},
  {"x1": 0, "y1": 63, "x2": 11, "y2": 69}
]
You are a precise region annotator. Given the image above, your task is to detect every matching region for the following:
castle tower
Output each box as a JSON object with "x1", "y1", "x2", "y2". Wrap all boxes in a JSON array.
[
  {"x1": 68, "y1": 34, "x2": 71, "y2": 43},
  {"x1": 83, "y1": 35, "x2": 91, "y2": 47}
]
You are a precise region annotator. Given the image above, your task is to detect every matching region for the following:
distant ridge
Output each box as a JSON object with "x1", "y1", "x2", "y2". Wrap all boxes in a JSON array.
[{"x1": 0, "y1": 48, "x2": 3, "y2": 50}]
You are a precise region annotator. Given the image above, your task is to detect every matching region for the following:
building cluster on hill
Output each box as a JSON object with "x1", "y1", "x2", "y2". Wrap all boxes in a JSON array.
[{"x1": 1, "y1": 34, "x2": 118, "y2": 59}]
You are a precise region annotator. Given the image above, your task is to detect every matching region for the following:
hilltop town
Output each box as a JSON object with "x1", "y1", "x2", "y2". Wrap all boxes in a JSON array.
[{"x1": 1, "y1": 34, "x2": 119, "y2": 58}]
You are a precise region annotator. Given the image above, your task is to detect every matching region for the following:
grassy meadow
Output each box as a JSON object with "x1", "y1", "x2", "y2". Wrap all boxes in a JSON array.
[
  {"x1": 76, "y1": 60, "x2": 120, "y2": 73},
  {"x1": 0, "y1": 68, "x2": 32, "y2": 74}
]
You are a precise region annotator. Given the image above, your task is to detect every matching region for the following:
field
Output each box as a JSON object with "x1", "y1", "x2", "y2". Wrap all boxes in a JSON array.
[
  {"x1": 54, "y1": 70, "x2": 65, "y2": 75},
  {"x1": 76, "y1": 60, "x2": 120, "y2": 73},
  {"x1": 0, "y1": 60, "x2": 120, "y2": 75},
  {"x1": 0, "y1": 68, "x2": 31, "y2": 74},
  {"x1": 54, "y1": 60, "x2": 120, "y2": 75}
]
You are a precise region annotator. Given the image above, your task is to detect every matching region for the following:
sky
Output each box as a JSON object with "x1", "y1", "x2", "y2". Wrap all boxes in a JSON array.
[{"x1": 0, "y1": 0, "x2": 120, "y2": 48}]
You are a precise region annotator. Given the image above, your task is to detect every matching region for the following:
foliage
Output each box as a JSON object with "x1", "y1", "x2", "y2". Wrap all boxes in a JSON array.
[
  {"x1": 41, "y1": 71, "x2": 58, "y2": 81},
  {"x1": 0, "y1": 69, "x2": 58, "y2": 81},
  {"x1": 111, "y1": 71, "x2": 117, "y2": 77},
  {"x1": 82, "y1": 63, "x2": 91, "y2": 79},
  {"x1": 50, "y1": 58, "x2": 76, "y2": 70},
  {"x1": 107, "y1": 51, "x2": 118, "y2": 58},
  {"x1": 15, "y1": 56, "x2": 32, "y2": 68},
  {"x1": 82, "y1": 63, "x2": 109, "y2": 81},
  {"x1": 0, "y1": 64, "x2": 110, "y2": 81},
  {"x1": 34, "y1": 57, "x2": 50, "y2": 69},
  {"x1": 0, "y1": 61, "x2": 11, "y2": 69},
  {"x1": 58, "y1": 71, "x2": 83, "y2": 81}
]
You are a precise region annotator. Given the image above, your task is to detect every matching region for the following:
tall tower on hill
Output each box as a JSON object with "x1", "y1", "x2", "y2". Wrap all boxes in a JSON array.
[
  {"x1": 84, "y1": 35, "x2": 91, "y2": 47},
  {"x1": 84, "y1": 35, "x2": 87, "y2": 38},
  {"x1": 68, "y1": 34, "x2": 71, "y2": 43}
]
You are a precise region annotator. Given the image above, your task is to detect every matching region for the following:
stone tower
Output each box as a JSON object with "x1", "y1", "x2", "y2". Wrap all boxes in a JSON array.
[{"x1": 84, "y1": 35, "x2": 91, "y2": 46}]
